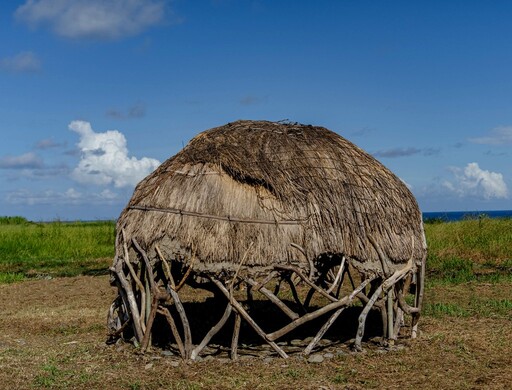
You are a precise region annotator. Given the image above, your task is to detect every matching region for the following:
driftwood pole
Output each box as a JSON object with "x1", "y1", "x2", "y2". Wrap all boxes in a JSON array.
[{"x1": 108, "y1": 233, "x2": 423, "y2": 359}]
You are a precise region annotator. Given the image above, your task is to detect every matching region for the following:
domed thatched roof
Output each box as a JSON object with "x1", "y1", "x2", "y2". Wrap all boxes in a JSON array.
[{"x1": 118, "y1": 120, "x2": 426, "y2": 275}]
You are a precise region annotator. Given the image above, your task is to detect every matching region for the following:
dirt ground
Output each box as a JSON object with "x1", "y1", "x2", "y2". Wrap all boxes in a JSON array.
[{"x1": 0, "y1": 276, "x2": 511, "y2": 389}]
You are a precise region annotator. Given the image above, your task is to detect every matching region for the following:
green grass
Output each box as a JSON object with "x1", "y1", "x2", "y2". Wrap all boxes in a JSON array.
[
  {"x1": 423, "y1": 298, "x2": 512, "y2": 319},
  {"x1": 0, "y1": 216, "x2": 31, "y2": 225},
  {"x1": 0, "y1": 272, "x2": 26, "y2": 284},
  {"x1": 424, "y1": 217, "x2": 512, "y2": 283},
  {"x1": 0, "y1": 218, "x2": 115, "y2": 281},
  {"x1": 0, "y1": 215, "x2": 511, "y2": 285}
]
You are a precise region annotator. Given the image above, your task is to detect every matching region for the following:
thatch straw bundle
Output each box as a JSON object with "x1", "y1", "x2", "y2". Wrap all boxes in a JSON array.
[{"x1": 117, "y1": 120, "x2": 426, "y2": 275}]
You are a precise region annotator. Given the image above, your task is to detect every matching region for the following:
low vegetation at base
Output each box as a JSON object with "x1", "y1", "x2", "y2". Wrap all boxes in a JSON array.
[
  {"x1": 424, "y1": 216, "x2": 512, "y2": 284},
  {"x1": 0, "y1": 218, "x2": 115, "y2": 281}
]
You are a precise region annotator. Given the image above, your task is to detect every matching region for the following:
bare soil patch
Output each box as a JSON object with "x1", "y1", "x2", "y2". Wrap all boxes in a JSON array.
[{"x1": 0, "y1": 276, "x2": 511, "y2": 389}]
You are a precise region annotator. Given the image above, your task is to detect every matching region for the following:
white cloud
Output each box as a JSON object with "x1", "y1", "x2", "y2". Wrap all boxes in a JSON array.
[
  {"x1": 470, "y1": 126, "x2": 512, "y2": 145},
  {"x1": 0, "y1": 152, "x2": 43, "y2": 169},
  {"x1": 443, "y1": 162, "x2": 508, "y2": 200},
  {"x1": 0, "y1": 51, "x2": 41, "y2": 73},
  {"x1": 69, "y1": 120, "x2": 160, "y2": 187},
  {"x1": 16, "y1": 0, "x2": 167, "y2": 40},
  {"x1": 6, "y1": 187, "x2": 121, "y2": 206}
]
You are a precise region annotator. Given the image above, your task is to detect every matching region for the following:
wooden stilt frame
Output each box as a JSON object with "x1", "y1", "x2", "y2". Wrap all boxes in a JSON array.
[{"x1": 108, "y1": 235, "x2": 425, "y2": 359}]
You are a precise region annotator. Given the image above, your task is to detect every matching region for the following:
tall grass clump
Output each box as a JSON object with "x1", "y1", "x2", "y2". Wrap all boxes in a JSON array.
[
  {"x1": 0, "y1": 219, "x2": 115, "y2": 279},
  {"x1": 425, "y1": 217, "x2": 512, "y2": 282},
  {"x1": 0, "y1": 216, "x2": 31, "y2": 225}
]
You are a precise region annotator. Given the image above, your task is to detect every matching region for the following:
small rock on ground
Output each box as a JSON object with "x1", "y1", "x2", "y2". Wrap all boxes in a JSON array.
[{"x1": 307, "y1": 354, "x2": 324, "y2": 363}]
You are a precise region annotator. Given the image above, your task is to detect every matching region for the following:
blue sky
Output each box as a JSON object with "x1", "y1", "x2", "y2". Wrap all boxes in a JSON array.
[{"x1": 1, "y1": 0, "x2": 511, "y2": 221}]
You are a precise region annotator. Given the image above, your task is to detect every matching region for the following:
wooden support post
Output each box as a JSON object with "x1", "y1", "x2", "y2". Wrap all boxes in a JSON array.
[
  {"x1": 191, "y1": 304, "x2": 232, "y2": 360},
  {"x1": 303, "y1": 287, "x2": 316, "y2": 310},
  {"x1": 393, "y1": 307, "x2": 403, "y2": 339},
  {"x1": 303, "y1": 306, "x2": 345, "y2": 355},
  {"x1": 345, "y1": 265, "x2": 356, "y2": 290},
  {"x1": 368, "y1": 236, "x2": 390, "y2": 277},
  {"x1": 145, "y1": 277, "x2": 151, "y2": 325},
  {"x1": 334, "y1": 267, "x2": 346, "y2": 299},
  {"x1": 387, "y1": 289, "x2": 394, "y2": 344},
  {"x1": 121, "y1": 230, "x2": 146, "y2": 331},
  {"x1": 153, "y1": 244, "x2": 193, "y2": 356},
  {"x1": 396, "y1": 290, "x2": 420, "y2": 315},
  {"x1": 276, "y1": 265, "x2": 337, "y2": 303},
  {"x1": 268, "y1": 276, "x2": 375, "y2": 342},
  {"x1": 114, "y1": 261, "x2": 144, "y2": 342},
  {"x1": 155, "y1": 245, "x2": 174, "y2": 288},
  {"x1": 354, "y1": 283, "x2": 383, "y2": 351},
  {"x1": 284, "y1": 275, "x2": 306, "y2": 314},
  {"x1": 231, "y1": 313, "x2": 241, "y2": 360},
  {"x1": 290, "y1": 243, "x2": 316, "y2": 280},
  {"x1": 411, "y1": 258, "x2": 425, "y2": 339},
  {"x1": 326, "y1": 256, "x2": 345, "y2": 294},
  {"x1": 131, "y1": 238, "x2": 156, "y2": 291},
  {"x1": 156, "y1": 306, "x2": 186, "y2": 358},
  {"x1": 250, "y1": 271, "x2": 278, "y2": 292},
  {"x1": 112, "y1": 279, "x2": 131, "y2": 338},
  {"x1": 141, "y1": 291, "x2": 164, "y2": 352},
  {"x1": 355, "y1": 250, "x2": 414, "y2": 351},
  {"x1": 380, "y1": 299, "x2": 388, "y2": 339},
  {"x1": 210, "y1": 278, "x2": 289, "y2": 359},
  {"x1": 245, "y1": 278, "x2": 299, "y2": 320},
  {"x1": 168, "y1": 287, "x2": 193, "y2": 359}
]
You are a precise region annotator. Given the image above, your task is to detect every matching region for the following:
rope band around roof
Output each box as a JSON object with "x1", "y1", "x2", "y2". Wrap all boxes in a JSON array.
[{"x1": 128, "y1": 205, "x2": 306, "y2": 225}]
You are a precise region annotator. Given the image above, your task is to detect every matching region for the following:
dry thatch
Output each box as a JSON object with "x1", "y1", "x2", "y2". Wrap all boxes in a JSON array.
[
  {"x1": 110, "y1": 120, "x2": 428, "y2": 358},
  {"x1": 118, "y1": 120, "x2": 426, "y2": 275}
]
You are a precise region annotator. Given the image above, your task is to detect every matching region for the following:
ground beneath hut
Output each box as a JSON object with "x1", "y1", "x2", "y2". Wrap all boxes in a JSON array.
[{"x1": 0, "y1": 276, "x2": 511, "y2": 389}]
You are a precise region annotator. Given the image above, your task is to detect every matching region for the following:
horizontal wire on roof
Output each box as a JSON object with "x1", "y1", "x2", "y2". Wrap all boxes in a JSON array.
[
  {"x1": 118, "y1": 120, "x2": 426, "y2": 269},
  {"x1": 128, "y1": 205, "x2": 308, "y2": 225}
]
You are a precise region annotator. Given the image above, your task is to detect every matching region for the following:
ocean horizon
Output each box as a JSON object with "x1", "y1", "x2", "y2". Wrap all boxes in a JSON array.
[
  {"x1": 422, "y1": 209, "x2": 512, "y2": 222},
  {"x1": 3, "y1": 210, "x2": 512, "y2": 223}
]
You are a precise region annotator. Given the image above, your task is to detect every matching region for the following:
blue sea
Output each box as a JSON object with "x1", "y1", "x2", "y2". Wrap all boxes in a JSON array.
[{"x1": 423, "y1": 210, "x2": 512, "y2": 222}]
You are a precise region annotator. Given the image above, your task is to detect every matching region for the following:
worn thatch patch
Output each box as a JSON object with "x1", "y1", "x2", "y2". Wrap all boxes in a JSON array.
[{"x1": 117, "y1": 120, "x2": 426, "y2": 275}]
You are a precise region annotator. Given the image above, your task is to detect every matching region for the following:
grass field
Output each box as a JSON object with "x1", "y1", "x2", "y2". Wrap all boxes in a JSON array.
[
  {"x1": 1, "y1": 215, "x2": 510, "y2": 284},
  {"x1": 0, "y1": 216, "x2": 511, "y2": 389},
  {"x1": 0, "y1": 217, "x2": 114, "y2": 283}
]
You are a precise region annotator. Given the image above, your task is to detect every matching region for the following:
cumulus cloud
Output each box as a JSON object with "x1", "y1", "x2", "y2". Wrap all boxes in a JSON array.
[
  {"x1": 372, "y1": 147, "x2": 440, "y2": 158},
  {"x1": 16, "y1": 0, "x2": 167, "y2": 40},
  {"x1": 0, "y1": 51, "x2": 41, "y2": 73},
  {"x1": 0, "y1": 152, "x2": 43, "y2": 169},
  {"x1": 470, "y1": 126, "x2": 512, "y2": 145},
  {"x1": 443, "y1": 162, "x2": 508, "y2": 200},
  {"x1": 69, "y1": 120, "x2": 160, "y2": 187},
  {"x1": 6, "y1": 187, "x2": 120, "y2": 206}
]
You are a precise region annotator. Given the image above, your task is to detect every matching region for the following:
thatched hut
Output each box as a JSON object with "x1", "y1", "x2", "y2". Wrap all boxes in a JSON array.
[{"x1": 108, "y1": 120, "x2": 427, "y2": 359}]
